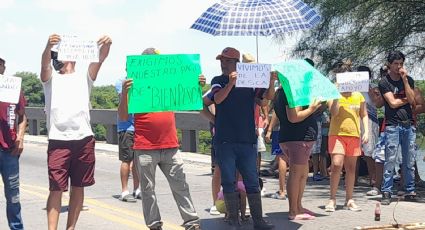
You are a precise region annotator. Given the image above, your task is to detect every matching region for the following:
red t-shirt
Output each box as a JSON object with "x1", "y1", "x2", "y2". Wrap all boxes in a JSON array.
[
  {"x1": 133, "y1": 112, "x2": 179, "y2": 150},
  {"x1": 0, "y1": 91, "x2": 26, "y2": 150}
]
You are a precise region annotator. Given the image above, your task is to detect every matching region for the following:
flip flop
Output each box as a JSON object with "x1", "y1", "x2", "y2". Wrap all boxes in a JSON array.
[
  {"x1": 302, "y1": 208, "x2": 315, "y2": 216},
  {"x1": 270, "y1": 192, "x2": 287, "y2": 200},
  {"x1": 288, "y1": 213, "x2": 315, "y2": 220}
]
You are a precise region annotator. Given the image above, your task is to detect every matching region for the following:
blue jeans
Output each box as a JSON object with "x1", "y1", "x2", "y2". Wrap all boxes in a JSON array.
[
  {"x1": 215, "y1": 143, "x2": 259, "y2": 194},
  {"x1": 381, "y1": 125, "x2": 416, "y2": 195},
  {"x1": 0, "y1": 149, "x2": 23, "y2": 230}
]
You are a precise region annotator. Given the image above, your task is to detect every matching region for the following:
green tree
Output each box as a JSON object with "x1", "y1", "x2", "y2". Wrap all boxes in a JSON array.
[
  {"x1": 282, "y1": 0, "x2": 425, "y2": 72},
  {"x1": 16, "y1": 71, "x2": 44, "y2": 107},
  {"x1": 90, "y1": 85, "x2": 119, "y2": 109}
]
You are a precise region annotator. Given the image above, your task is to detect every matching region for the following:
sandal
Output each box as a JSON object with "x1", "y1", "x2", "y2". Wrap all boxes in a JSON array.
[
  {"x1": 345, "y1": 199, "x2": 361, "y2": 212},
  {"x1": 288, "y1": 213, "x2": 315, "y2": 220},
  {"x1": 325, "y1": 200, "x2": 336, "y2": 212},
  {"x1": 270, "y1": 191, "x2": 287, "y2": 200},
  {"x1": 302, "y1": 208, "x2": 315, "y2": 216}
]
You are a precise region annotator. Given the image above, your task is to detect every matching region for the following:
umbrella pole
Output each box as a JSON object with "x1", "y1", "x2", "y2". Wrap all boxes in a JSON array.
[{"x1": 256, "y1": 35, "x2": 259, "y2": 62}]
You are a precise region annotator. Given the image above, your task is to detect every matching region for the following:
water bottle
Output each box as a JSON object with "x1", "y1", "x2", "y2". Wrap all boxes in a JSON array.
[{"x1": 374, "y1": 202, "x2": 381, "y2": 221}]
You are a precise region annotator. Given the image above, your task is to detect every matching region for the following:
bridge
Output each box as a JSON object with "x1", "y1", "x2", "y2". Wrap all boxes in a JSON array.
[{"x1": 25, "y1": 107, "x2": 210, "y2": 152}]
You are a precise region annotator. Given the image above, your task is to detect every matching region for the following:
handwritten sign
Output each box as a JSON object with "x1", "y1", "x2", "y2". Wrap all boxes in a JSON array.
[
  {"x1": 336, "y1": 72, "x2": 369, "y2": 92},
  {"x1": 57, "y1": 35, "x2": 99, "y2": 62},
  {"x1": 0, "y1": 75, "x2": 22, "y2": 104},
  {"x1": 273, "y1": 60, "x2": 340, "y2": 108},
  {"x1": 126, "y1": 54, "x2": 203, "y2": 113},
  {"x1": 236, "y1": 63, "x2": 271, "y2": 88}
]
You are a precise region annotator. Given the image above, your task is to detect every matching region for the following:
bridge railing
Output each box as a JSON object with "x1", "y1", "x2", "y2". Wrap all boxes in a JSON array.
[{"x1": 25, "y1": 107, "x2": 210, "y2": 153}]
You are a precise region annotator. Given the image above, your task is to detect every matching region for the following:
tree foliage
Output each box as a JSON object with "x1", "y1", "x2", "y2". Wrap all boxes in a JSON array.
[
  {"x1": 284, "y1": 0, "x2": 425, "y2": 73},
  {"x1": 90, "y1": 85, "x2": 119, "y2": 109},
  {"x1": 15, "y1": 71, "x2": 44, "y2": 107}
]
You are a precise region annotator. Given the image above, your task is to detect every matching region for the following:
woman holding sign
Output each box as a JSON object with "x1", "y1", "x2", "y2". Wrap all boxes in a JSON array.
[
  {"x1": 325, "y1": 60, "x2": 368, "y2": 212},
  {"x1": 274, "y1": 83, "x2": 324, "y2": 220}
]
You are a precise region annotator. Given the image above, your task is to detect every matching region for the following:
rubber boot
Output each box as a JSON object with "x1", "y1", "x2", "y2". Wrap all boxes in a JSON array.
[
  {"x1": 247, "y1": 193, "x2": 274, "y2": 230},
  {"x1": 223, "y1": 192, "x2": 241, "y2": 229}
]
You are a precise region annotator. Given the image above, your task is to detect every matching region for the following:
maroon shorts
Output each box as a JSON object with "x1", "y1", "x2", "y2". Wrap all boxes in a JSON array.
[
  {"x1": 280, "y1": 141, "x2": 314, "y2": 165},
  {"x1": 47, "y1": 136, "x2": 96, "y2": 191}
]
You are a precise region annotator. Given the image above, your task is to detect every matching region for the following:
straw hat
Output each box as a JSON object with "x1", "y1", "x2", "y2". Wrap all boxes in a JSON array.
[{"x1": 242, "y1": 53, "x2": 256, "y2": 63}]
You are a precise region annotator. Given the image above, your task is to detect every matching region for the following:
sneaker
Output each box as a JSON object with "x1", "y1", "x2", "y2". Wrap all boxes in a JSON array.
[
  {"x1": 381, "y1": 192, "x2": 391, "y2": 205},
  {"x1": 133, "y1": 191, "x2": 142, "y2": 199},
  {"x1": 313, "y1": 174, "x2": 323, "y2": 182},
  {"x1": 209, "y1": 205, "x2": 220, "y2": 215},
  {"x1": 81, "y1": 205, "x2": 89, "y2": 211},
  {"x1": 120, "y1": 193, "x2": 137, "y2": 203},
  {"x1": 366, "y1": 187, "x2": 381, "y2": 196},
  {"x1": 404, "y1": 192, "x2": 417, "y2": 202}
]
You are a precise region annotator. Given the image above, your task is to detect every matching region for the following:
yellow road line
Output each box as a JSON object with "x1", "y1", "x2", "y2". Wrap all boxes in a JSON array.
[{"x1": 19, "y1": 183, "x2": 183, "y2": 230}]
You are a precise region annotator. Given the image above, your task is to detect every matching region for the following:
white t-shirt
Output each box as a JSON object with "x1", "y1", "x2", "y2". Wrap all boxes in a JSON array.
[{"x1": 43, "y1": 70, "x2": 94, "y2": 140}]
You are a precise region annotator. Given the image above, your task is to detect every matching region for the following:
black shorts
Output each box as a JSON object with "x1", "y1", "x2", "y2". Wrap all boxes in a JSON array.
[{"x1": 118, "y1": 131, "x2": 135, "y2": 162}]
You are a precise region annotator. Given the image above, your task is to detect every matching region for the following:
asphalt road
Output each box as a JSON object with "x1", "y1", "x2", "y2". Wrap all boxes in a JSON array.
[{"x1": 0, "y1": 141, "x2": 424, "y2": 230}]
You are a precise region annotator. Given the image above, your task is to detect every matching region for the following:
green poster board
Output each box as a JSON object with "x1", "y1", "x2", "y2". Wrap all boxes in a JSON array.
[
  {"x1": 273, "y1": 60, "x2": 340, "y2": 108},
  {"x1": 126, "y1": 54, "x2": 203, "y2": 113}
]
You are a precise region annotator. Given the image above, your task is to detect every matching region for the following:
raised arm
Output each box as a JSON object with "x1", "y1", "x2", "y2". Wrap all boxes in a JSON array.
[
  {"x1": 41, "y1": 34, "x2": 60, "y2": 82},
  {"x1": 360, "y1": 101, "x2": 369, "y2": 144},
  {"x1": 118, "y1": 79, "x2": 132, "y2": 121},
  {"x1": 213, "y1": 72, "x2": 236, "y2": 104},
  {"x1": 88, "y1": 35, "x2": 112, "y2": 81},
  {"x1": 400, "y1": 68, "x2": 416, "y2": 108},
  {"x1": 286, "y1": 99, "x2": 321, "y2": 123}
]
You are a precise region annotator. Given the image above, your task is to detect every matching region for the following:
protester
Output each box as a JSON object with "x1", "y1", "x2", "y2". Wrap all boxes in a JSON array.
[
  {"x1": 203, "y1": 47, "x2": 275, "y2": 230},
  {"x1": 274, "y1": 78, "x2": 325, "y2": 220},
  {"x1": 379, "y1": 51, "x2": 417, "y2": 205},
  {"x1": 118, "y1": 48, "x2": 201, "y2": 230},
  {"x1": 41, "y1": 34, "x2": 112, "y2": 230},
  {"x1": 0, "y1": 57, "x2": 27, "y2": 230},
  {"x1": 356, "y1": 66, "x2": 384, "y2": 196},
  {"x1": 200, "y1": 101, "x2": 221, "y2": 215},
  {"x1": 325, "y1": 60, "x2": 368, "y2": 212},
  {"x1": 215, "y1": 173, "x2": 248, "y2": 221},
  {"x1": 115, "y1": 79, "x2": 140, "y2": 202}
]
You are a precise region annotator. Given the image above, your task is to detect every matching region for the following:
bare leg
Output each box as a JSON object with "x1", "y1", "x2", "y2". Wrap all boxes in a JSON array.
[
  {"x1": 319, "y1": 155, "x2": 328, "y2": 177},
  {"x1": 344, "y1": 157, "x2": 358, "y2": 201},
  {"x1": 312, "y1": 154, "x2": 319, "y2": 175},
  {"x1": 47, "y1": 191, "x2": 62, "y2": 230},
  {"x1": 287, "y1": 163, "x2": 306, "y2": 216},
  {"x1": 365, "y1": 156, "x2": 376, "y2": 186},
  {"x1": 120, "y1": 161, "x2": 131, "y2": 193},
  {"x1": 66, "y1": 186, "x2": 84, "y2": 230},
  {"x1": 277, "y1": 155, "x2": 287, "y2": 196},
  {"x1": 297, "y1": 164, "x2": 309, "y2": 213},
  {"x1": 131, "y1": 161, "x2": 140, "y2": 192},
  {"x1": 375, "y1": 163, "x2": 384, "y2": 190},
  {"x1": 212, "y1": 166, "x2": 221, "y2": 204},
  {"x1": 330, "y1": 154, "x2": 344, "y2": 200}
]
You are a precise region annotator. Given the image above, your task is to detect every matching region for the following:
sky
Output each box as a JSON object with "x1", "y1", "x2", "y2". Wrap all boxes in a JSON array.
[{"x1": 0, "y1": 0, "x2": 302, "y2": 86}]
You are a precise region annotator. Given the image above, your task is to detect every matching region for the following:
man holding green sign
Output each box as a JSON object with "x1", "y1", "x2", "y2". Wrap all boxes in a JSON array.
[{"x1": 119, "y1": 48, "x2": 203, "y2": 230}]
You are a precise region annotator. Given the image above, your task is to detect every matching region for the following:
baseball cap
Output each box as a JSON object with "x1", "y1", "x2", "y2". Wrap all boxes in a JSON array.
[
  {"x1": 216, "y1": 47, "x2": 240, "y2": 60},
  {"x1": 142, "y1": 47, "x2": 160, "y2": 55}
]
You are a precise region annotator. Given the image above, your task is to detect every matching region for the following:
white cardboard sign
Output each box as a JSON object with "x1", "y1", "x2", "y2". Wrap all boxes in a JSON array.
[
  {"x1": 0, "y1": 75, "x2": 22, "y2": 104},
  {"x1": 336, "y1": 72, "x2": 369, "y2": 92},
  {"x1": 236, "y1": 63, "x2": 271, "y2": 88},
  {"x1": 57, "y1": 35, "x2": 99, "y2": 62}
]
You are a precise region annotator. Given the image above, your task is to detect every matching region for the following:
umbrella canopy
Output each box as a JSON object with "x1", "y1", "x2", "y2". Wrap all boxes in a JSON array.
[{"x1": 190, "y1": 0, "x2": 321, "y2": 36}]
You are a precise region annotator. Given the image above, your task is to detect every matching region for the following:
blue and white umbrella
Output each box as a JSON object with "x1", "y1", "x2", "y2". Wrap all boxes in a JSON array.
[
  {"x1": 191, "y1": 0, "x2": 321, "y2": 36},
  {"x1": 191, "y1": 0, "x2": 321, "y2": 60}
]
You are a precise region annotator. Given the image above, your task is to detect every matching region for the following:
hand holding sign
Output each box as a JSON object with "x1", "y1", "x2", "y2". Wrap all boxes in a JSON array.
[
  {"x1": 236, "y1": 63, "x2": 271, "y2": 88},
  {"x1": 0, "y1": 75, "x2": 22, "y2": 104},
  {"x1": 336, "y1": 72, "x2": 369, "y2": 92},
  {"x1": 57, "y1": 35, "x2": 99, "y2": 62}
]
